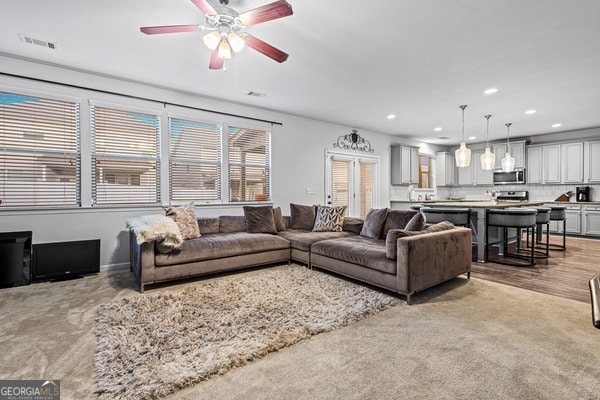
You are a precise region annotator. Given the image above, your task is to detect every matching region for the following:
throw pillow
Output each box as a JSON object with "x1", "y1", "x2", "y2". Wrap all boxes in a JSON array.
[
  {"x1": 273, "y1": 207, "x2": 286, "y2": 232},
  {"x1": 384, "y1": 221, "x2": 455, "y2": 260},
  {"x1": 290, "y1": 203, "x2": 317, "y2": 230},
  {"x1": 312, "y1": 205, "x2": 347, "y2": 232},
  {"x1": 165, "y1": 201, "x2": 201, "y2": 240},
  {"x1": 243, "y1": 205, "x2": 278, "y2": 234},
  {"x1": 383, "y1": 210, "x2": 418, "y2": 236},
  {"x1": 404, "y1": 212, "x2": 426, "y2": 231},
  {"x1": 360, "y1": 208, "x2": 389, "y2": 239}
]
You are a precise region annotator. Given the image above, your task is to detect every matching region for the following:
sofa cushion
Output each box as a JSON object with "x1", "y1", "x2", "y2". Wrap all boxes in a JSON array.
[
  {"x1": 154, "y1": 232, "x2": 290, "y2": 266},
  {"x1": 405, "y1": 212, "x2": 426, "y2": 231},
  {"x1": 273, "y1": 207, "x2": 286, "y2": 231},
  {"x1": 343, "y1": 217, "x2": 364, "y2": 234},
  {"x1": 165, "y1": 202, "x2": 200, "y2": 240},
  {"x1": 197, "y1": 217, "x2": 220, "y2": 234},
  {"x1": 219, "y1": 216, "x2": 247, "y2": 233},
  {"x1": 243, "y1": 205, "x2": 278, "y2": 234},
  {"x1": 290, "y1": 203, "x2": 317, "y2": 230},
  {"x1": 311, "y1": 236, "x2": 396, "y2": 274},
  {"x1": 385, "y1": 221, "x2": 455, "y2": 259},
  {"x1": 382, "y1": 210, "x2": 417, "y2": 236},
  {"x1": 312, "y1": 205, "x2": 346, "y2": 232},
  {"x1": 277, "y1": 229, "x2": 355, "y2": 252},
  {"x1": 360, "y1": 208, "x2": 389, "y2": 239}
]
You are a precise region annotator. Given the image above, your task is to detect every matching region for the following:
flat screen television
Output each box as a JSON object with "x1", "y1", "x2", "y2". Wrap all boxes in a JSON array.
[{"x1": 32, "y1": 239, "x2": 100, "y2": 281}]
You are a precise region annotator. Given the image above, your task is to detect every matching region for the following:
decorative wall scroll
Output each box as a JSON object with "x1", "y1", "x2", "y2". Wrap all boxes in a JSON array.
[{"x1": 333, "y1": 129, "x2": 374, "y2": 153}]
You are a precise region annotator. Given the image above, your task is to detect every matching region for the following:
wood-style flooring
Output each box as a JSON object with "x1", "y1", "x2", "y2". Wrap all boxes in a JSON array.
[{"x1": 471, "y1": 234, "x2": 599, "y2": 304}]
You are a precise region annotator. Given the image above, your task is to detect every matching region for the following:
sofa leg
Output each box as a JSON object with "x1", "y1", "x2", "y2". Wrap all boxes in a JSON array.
[
  {"x1": 406, "y1": 293, "x2": 411, "y2": 305},
  {"x1": 467, "y1": 271, "x2": 471, "y2": 279}
]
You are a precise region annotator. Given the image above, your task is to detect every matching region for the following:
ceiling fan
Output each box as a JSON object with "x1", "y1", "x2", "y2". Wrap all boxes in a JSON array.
[{"x1": 140, "y1": 0, "x2": 293, "y2": 70}]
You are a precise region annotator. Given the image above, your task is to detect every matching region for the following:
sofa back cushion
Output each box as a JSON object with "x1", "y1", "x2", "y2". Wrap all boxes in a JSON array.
[
  {"x1": 385, "y1": 221, "x2": 455, "y2": 259},
  {"x1": 243, "y1": 205, "x2": 278, "y2": 234},
  {"x1": 360, "y1": 208, "x2": 389, "y2": 239},
  {"x1": 197, "y1": 217, "x2": 220, "y2": 234},
  {"x1": 343, "y1": 217, "x2": 364, "y2": 234},
  {"x1": 219, "y1": 216, "x2": 247, "y2": 233},
  {"x1": 273, "y1": 207, "x2": 286, "y2": 231},
  {"x1": 382, "y1": 210, "x2": 417, "y2": 236}
]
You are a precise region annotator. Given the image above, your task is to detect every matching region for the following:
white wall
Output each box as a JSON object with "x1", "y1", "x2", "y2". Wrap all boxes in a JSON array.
[{"x1": 0, "y1": 56, "x2": 407, "y2": 269}]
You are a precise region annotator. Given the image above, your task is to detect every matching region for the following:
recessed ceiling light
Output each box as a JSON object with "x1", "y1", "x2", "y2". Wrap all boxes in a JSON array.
[
  {"x1": 387, "y1": 114, "x2": 396, "y2": 120},
  {"x1": 552, "y1": 123, "x2": 562, "y2": 128},
  {"x1": 484, "y1": 88, "x2": 498, "y2": 95},
  {"x1": 434, "y1": 127, "x2": 442, "y2": 132},
  {"x1": 469, "y1": 136, "x2": 476, "y2": 140},
  {"x1": 525, "y1": 109, "x2": 537, "y2": 115}
]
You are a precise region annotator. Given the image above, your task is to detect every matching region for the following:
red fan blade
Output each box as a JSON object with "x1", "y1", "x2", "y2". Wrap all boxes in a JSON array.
[
  {"x1": 140, "y1": 25, "x2": 198, "y2": 35},
  {"x1": 209, "y1": 48, "x2": 224, "y2": 70},
  {"x1": 237, "y1": 0, "x2": 293, "y2": 26},
  {"x1": 190, "y1": 0, "x2": 218, "y2": 16},
  {"x1": 243, "y1": 34, "x2": 289, "y2": 63}
]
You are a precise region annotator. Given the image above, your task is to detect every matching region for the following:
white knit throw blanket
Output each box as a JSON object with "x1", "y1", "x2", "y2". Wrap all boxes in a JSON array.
[{"x1": 127, "y1": 214, "x2": 183, "y2": 249}]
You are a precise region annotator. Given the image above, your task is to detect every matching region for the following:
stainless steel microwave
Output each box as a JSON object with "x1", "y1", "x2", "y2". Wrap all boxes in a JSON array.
[{"x1": 493, "y1": 169, "x2": 526, "y2": 185}]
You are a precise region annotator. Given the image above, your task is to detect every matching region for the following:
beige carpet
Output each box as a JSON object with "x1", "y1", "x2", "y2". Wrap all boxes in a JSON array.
[
  {"x1": 0, "y1": 265, "x2": 599, "y2": 399},
  {"x1": 94, "y1": 266, "x2": 398, "y2": 399}
]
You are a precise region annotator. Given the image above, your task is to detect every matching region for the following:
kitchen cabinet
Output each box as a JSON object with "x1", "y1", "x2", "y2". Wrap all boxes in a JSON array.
[
  {"x1": 526, "y1": 146, "x2": 543, "y2": 184},
  {"x1": 561, "y1": 142, "x2": 584, "y2": 183},
  {"x1": 583, "y1": 205, "x2": 600, "y2": 236},
  {"x1": 493, "y1": 140, "x2": 526, "y2": 170},
  {"x1": 584, "y1": 140, "x2": 600, "y2": 183},
  {"x1": 435, "y1": 152, "x2": 456, "y2": 186},
  {"x1": 543, "y1": 144, "x2": 562, "y2": 183},
  {"x1": 391, "y1": 144, "x2": 419, "y2": 185}
]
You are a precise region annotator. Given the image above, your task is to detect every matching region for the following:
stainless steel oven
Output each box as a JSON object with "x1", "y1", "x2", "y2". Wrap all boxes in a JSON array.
[{"x1": 493, "y1": 169, "x2": 526, "y2": 185}]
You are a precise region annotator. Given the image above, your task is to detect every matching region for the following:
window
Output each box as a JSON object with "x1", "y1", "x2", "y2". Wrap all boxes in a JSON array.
[
  {"x1": 228, "y1": 126, "x2": 270, "y2": 202},
  {"x1": 169, "y1": 117, "x2": 222, "y2": 203},
  {"x1": 0, "y1": 92, "x2": 80, "y2": 207},
  {"x1": 91, "y1": 106, "x2": 160, "y2": 205},
  {"x1": 418, "y1": 154, "x2": 432, "y2": 188}
]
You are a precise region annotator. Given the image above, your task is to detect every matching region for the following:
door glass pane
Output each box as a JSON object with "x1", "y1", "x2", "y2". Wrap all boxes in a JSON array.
[
  {"x1": 359, "y1": 161, "x2": 375, "y2": 218},
  {"x1": 332, "y1": 159, "x2": 350, "y2": 207}
]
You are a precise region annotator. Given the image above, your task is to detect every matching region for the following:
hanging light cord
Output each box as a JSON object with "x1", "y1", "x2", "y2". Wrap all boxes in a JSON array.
[
  {"x1": 485, "y1": 115, "x2": 492, "y2": 146},
  {"x1": 505, "y1": 122, "x2": 512, "y2": 145},
  {"x1": 460, "y1": 105, "x2": 467, "y2": 141}
]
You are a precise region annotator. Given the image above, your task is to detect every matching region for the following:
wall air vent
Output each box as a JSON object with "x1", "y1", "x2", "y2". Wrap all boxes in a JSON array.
[
  {"x1": 19, "y1": 34, "x2": 58, "y2": 50},
  {"x1": 246, "y1": 91, "x2": 266, "y2": 98}
]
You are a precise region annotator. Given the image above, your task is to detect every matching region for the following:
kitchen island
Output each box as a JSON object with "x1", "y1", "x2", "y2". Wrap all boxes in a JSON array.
[{"x1": 422, "y1": 201, "x2": 547, "y2": 262}]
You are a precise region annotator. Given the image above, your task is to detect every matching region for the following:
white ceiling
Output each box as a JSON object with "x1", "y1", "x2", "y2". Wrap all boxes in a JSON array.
[{"x1": 1, "y1": 0, "x2": 600, "y2": 145}]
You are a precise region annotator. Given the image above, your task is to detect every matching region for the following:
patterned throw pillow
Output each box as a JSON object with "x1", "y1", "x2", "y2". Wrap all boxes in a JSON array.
[
  {"x1": 165, "y1": 201, "x2": 201, "y2": 240},
  {"x1": 312, "y1": 205, "x2": 347, "y2": 232}
]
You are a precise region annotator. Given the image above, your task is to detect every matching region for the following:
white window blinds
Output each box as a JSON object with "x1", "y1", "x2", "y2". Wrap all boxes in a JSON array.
[
  {"x1": 0, "y1": 92, "x2": 80, "y2": 207},
  {"x1": 228, "y1": 126, "x2": 270, "y2": 202},
  {"x1": 331, "y1": 159, "x2": 351, "y2": 208},
  {"x1": 91, "y1": 106, "x2": 160, "y2": 205},
  {"x1": 169, "y1": 117, "x2": 222, "y2": 203},
  {"x1": 359, "y1": 160, "x2": 375, "y2": 218}
]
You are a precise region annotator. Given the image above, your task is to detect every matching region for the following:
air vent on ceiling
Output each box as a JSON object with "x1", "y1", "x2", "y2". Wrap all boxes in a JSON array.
[
  {"x1": 19, "y1": 34, "x2": 58, "y2": 50},
  {"x1": 247, "y1": 91, "x2": 266, "y2": 98},
  {"x1": 437, "y1": 136, "x2": 451, "y2": 140}
]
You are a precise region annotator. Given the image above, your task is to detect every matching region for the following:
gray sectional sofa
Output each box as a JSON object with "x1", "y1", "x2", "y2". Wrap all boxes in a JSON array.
[{"x1": 129, "y1": 205, "x2": 472, "y2": 304}]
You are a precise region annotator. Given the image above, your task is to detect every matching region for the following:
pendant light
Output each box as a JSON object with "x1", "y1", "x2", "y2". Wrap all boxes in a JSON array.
[
  {"x1": 501, "y1": 122, "x2": 515, "y2": 172},
  {"x1": 455, "y1": 105, "x2": 471, "y2": 167},
  {"x1": 480, "y1": 114, "x2": 496, "y2": 170}
]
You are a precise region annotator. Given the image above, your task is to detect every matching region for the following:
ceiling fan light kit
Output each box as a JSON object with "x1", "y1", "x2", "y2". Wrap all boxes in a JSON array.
[{"x1": 140, "y1": 0, "x2": 293, "y2": 70}]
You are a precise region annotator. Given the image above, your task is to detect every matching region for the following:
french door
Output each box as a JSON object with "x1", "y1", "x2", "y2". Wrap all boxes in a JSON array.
[{"x1": 325, "y1": 151, "x2": 379, "y2": 218}]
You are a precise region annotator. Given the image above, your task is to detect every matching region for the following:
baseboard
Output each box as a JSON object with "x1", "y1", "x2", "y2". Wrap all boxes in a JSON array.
[{"x1": 100, "y1": 262, "x2": 130, "y2": 272}]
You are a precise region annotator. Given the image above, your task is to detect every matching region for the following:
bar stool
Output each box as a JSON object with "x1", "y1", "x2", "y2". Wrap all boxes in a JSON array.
[
  {"x1": 420, "y1": 207, "x2": 471, "y2": 227},
  {"x1": 486, "y1": 208, "x2": 537, "y2": 266},
  {"x1": 525, "y1": 206, "x2": 551, "y2": 258},
  {"x1": 548, "y1": 206, "x2": 567, "y2": 251},
  {"x1": 410, "y1": 204, "x2": 422, "y2": 211}
]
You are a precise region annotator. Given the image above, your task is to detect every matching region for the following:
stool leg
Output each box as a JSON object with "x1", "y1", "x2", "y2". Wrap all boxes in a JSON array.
[{"x1": 545, "y1": 222, "x2": 549, "y2": 257}]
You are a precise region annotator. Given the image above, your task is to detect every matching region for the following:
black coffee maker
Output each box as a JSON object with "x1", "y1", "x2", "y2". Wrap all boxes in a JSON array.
[{"x1": 576, "y1": 186, "x2": 590, "y2": 202}]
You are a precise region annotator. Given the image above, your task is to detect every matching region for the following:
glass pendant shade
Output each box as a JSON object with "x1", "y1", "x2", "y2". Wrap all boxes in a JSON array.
[
  {"x1": 455, "y1": 142, "x2": 471, "y2": 167},
  {"x1": 481, "y1": 147, "x2": 496, "y2": 170},
  {"x1": 501, "y1": 152, "x2": 515, "y2": 172},
  {"x1": 203, "y1": 31, "x2": 221, "y2": 51}
]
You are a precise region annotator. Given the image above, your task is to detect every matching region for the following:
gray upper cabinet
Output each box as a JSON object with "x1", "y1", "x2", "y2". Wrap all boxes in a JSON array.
[
  {"x1": 435, "y1": 152, "x2": 456, "y2": 186},
  {"x1": 526, "y1": 141, "x2": 584, "y2": 184},
  {"x1": 526, "y1": 145, "x2": 543, "y2": 184},
  {"x1": 561, "y1": 142, "x2": 584, "y2": 183},
  {"x1": 544, "y1": 144, "x2": 562, "y2": 183},
  {"x1": 391, "y1": 144, "x2": 419, "y2": 185},
  {"x1": 492, "y1": 140, "x2": 526, "y2": 170},
  {"x1": 585, "y1": 140, "x2": 600, "y2": 183}
]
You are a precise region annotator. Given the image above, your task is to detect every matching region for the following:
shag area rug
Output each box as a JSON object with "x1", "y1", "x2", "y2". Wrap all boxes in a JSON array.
[{"x1": 94, "y1": 266, "x2": 398, "y2": 399}]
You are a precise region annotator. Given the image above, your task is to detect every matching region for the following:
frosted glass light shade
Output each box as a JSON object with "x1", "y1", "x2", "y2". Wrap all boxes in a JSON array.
[
  {"x1": 228, "y1": 32, "x2": 245, "y2": 52},
  {"x1": 501, "y1": 152, "x2": 515, "y2": 172},
  {"x1": 480, "y1": 147, "x2": 496, "y2": 170},
  {"x1": 455, "y1": 142, "x2": 471, "y2": 167},
  {"x1": 218, "y1": 40, "x2": 232, "y2": 59},
  {"x1": 203, "y1": 31, "x2": 221, "y2": 50}
]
